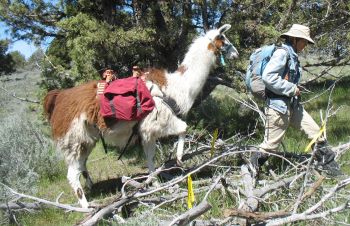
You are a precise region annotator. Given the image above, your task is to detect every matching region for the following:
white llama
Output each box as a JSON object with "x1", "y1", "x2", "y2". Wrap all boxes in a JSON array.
[{"x1": 43, "y1": 24, "x2": 238, "y2": 208}]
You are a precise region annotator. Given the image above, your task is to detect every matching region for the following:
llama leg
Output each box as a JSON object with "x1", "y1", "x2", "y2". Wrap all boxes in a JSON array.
[
  {"x1": 82, "y1": 158, "x2": 93, "y2": 190},
  {"x1": 176, "y1": 132, "x2": 186, "y2": 165},
  {"x1": 143, "y1": 140, "x2": 156, "y2": 173},
  {"x1": 67, "y1": 162, "x2": 89, "y2": 208}
]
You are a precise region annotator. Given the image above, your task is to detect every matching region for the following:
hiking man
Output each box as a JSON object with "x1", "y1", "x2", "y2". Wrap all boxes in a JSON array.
[
  {"x1": 102, "y1": 69, "x2": 117, "y2": 83},
  {"x1": 250, "y1": 24, "x2": 343, "y2": 177},
  {"x1": 132, "y1": 65, "x2": 147, "y2": 81},
  {"x1": 97, "y1": 69, "x2": 117, "y2": 95}
]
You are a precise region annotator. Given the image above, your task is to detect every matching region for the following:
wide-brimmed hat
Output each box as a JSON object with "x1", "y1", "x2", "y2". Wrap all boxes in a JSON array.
[{"x1": 280, "y1": 24, "x2": 314, "y2": 44}]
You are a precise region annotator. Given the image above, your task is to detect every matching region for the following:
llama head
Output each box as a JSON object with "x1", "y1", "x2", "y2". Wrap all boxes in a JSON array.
[{"x1": 206, "y1": 24, "x2": 239, "y2": 59}]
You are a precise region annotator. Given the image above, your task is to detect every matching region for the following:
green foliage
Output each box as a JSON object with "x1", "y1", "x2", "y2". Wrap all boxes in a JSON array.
[
  {"x1": 57, "y1": 13, "x2": 154, "y2": 82},
  {"x1": 0, "y1": 39, "x2": 15, "y2": 75},
  {"x1": 9, "y1": 50, "x2": 26, "y2": 69},
  {"x1": 189, "y1": 86, "x2": 262, "y2": 139},
  {"x1": 27, "y1": 48, "x2": 45, "y2": 68},
  {"x1": 15, "y1": 208, "x2": 83, "y2": 226},
  {"x1": 0, "y1": 114, "x2": 62, "y2": 202},
  {"x1": 2, "y1": 1, "x2": 348, "y2": 89}
]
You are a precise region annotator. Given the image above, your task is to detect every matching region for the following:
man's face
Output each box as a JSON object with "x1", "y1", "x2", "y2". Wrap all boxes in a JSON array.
[
  {"x1": 133, "y1": 70, "x2": 141, "y2": 77},
  {"x1": 296, "y1": 38, "x2": 308, "y2": 53}
]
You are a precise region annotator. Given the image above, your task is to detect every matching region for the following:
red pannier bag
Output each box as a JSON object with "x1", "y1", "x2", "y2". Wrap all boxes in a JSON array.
[{"x1": 99, "y1": 77, "x2": 155, "y2": 121}]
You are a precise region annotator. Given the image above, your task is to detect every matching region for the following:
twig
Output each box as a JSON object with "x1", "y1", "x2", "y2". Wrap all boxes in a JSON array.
[
  {"x1": 292, "y1": 151, "x2": 315, "y2": 214},
  {"x1": 304, "y1": 177, "x2": 350, "y2": 215},
  {"x1": 203, "y1": 167, "x2": 231, "y2": 201},
  {"x1": 300, "y1": 176, "x2": 325, "y2": 202}
]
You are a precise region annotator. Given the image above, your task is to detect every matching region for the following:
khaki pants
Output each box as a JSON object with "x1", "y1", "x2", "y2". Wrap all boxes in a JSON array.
[{"x1": 260, "y1": 105, "x2": 324, "y2": 152}]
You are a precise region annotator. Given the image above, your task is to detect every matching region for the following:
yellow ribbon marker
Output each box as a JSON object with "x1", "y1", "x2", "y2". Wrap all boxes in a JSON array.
[
  {"x1": 304, "y1": 123, "x2": 326, "y2": 153},
  {"x1": 210, "y1": 128, "x2": 219, "y2": 158},
  {"x1": 187, "y1": 174, "x2": 195, "y2": 209}
]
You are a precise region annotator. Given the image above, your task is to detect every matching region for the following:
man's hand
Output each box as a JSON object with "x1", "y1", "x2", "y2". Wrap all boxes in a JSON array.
[{"x1": 295, "y1": 87, "x2": 301, "y2": 96}]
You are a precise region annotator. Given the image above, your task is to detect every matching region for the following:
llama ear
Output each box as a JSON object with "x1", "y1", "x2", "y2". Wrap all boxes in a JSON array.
[{"x1": 218, "y1": 24, "x2": 231, "y2": 34}]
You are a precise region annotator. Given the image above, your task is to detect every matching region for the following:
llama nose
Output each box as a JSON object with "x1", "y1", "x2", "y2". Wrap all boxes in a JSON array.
[
  {"x1": 225, "y1": 45, "x2": 238, "y2": 59},
  {"x1": 231, "y1": 51, "x2": 239, "y2": 59},
  {"x1": 228, "y1": 47, "x2": 239, "y2": 59}
]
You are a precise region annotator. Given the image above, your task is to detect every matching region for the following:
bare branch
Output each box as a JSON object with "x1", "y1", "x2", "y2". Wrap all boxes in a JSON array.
[
  {"x1": 168, "y1": 200, "x2": 212, "y2": 226},
  {"x1": 0, "y1": 86, "x2": 40, "y2": 104},
  {"x1": 0, "y1": 182, "x2": 91, "y2": 213}
]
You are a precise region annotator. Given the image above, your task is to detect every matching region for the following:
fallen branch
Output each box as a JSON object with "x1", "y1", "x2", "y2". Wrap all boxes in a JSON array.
[
  {"x1": 168, "y1": 200, "x2": 212, "y2": 226},
  {"x1": 0, "y1": 182, "x2": 91, "y2": 213},
  {"x1": 266, "y1": 202, "x2": 349, "y2": 226},
  {"x1": 0, "y1": 202, "x2": 42, "y2": 211},
  {"x1": 300, "y1": 175, "x2": 325, "y2": 202},
  {"x1": 265, "y1": 177, "x2": 350, "y2": 226},
  {"x1": 79, "y1": 147, "x2": 241, "y2": 225},
  {"x1": 79, "y1": 198, "x2": 131, "y2": 226},
  {"x1": 0, "y1": 86, "x2": 40, "y2": 104},
  {"x1": 223, "y1": 209, "x2": 291, "y2": 222},
  {"x1": 240, "y1": 164, "x2": 258, "y2": 212}
]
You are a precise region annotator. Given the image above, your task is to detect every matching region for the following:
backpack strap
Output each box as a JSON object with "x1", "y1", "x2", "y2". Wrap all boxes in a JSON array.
[
  {"x1": 135, "y1": 78, "x2": 143, "y2": 115},
  {"x1": 275, "y1": 46, "x2": 294, "y2": 80}
]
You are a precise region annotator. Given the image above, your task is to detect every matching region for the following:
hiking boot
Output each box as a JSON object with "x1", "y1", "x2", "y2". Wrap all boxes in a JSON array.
[
  {"x1": 313, "y1": 141, "x2": 343, "y2": 177},
  {"x1": 314, "y1": 141, "x2": 336, "y2": 165},
  {"x1": 316, "y1": 160, "x2": 343, "y2": 177}
]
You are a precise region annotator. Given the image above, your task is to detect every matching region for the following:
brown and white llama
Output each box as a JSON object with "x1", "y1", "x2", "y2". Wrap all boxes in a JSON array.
[{"x1": 43, "y1": 24, "x2": 238, "y2": 208}]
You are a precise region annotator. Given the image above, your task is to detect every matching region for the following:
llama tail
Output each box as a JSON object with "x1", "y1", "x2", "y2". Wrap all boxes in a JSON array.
[{"x1": 43, "y1": 89, "x2": 60, "y2": 120}]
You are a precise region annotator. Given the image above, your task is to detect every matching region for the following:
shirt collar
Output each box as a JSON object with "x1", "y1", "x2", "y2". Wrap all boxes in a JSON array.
[{"x1": 282, "y1": 43, "x2": 298, "y2": 58}]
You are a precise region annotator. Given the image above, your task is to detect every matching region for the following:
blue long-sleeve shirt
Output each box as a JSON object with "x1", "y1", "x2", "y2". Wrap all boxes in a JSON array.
[{"x1": 262, "y1": 44, "x2": 301, "y2": 114}]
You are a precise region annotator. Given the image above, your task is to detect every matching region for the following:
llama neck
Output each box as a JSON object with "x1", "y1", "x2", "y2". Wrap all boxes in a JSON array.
[{"x1": 165, "y1": 37, "x2": 217, "y2": 115}]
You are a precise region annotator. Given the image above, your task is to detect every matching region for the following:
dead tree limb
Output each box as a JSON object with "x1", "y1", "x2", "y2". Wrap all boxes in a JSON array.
[
  {"x1": 0, "y1": 202, "x2": 42, "y2": 210},
  {"x1": 240, "y1": 164, "x2": 258, "y2": 212},
  {"x1": 0, "y1": 86, "x2": 40, "y2": 104},
  {"x1": 79, "y1": 198, "x2": 132, "y2": 226},
  {"x1": 266, "y1": 202, "x2": 349, "y2": 226},
  {"x1": 254, "y1": 173, "x2": 305, "y2": 198},
  {"x1": 333, "y1": 141, "x2": 350, "y2": 159},
  {"x1": 80, "y1": 147, "x2": 242, "y2": 225},
  {"x1": 223, "y1": 209, "x2": 291, "y2": 222},
  {"x1": 265, "y1": 177, "x2": 350, "y2": 226},
  {"x1": 168, "y1": 200, "x2": 212, "y2": 226},
  {"x1": 300, "y1": 175, "x2": 325, "y2": 202},
  {"x1": 0, "y1": 182, "x2": 91, "y2": 213}
]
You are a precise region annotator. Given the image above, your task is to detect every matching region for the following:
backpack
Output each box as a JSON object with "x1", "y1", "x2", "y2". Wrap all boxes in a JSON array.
[
  {"x1": 99, "y1": 77, "x2": 155, "y2": 121},
  {"x1": 245, "y1": 44, "x2": 291, "y2": 100}
]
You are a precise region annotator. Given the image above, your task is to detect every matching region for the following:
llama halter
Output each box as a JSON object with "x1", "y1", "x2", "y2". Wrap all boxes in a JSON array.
[{"x1": 208, "y1": 35, "x2": 236, "y2": 66}]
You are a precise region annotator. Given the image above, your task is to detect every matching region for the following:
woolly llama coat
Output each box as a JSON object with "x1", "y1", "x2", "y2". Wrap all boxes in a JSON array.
[{"x1": 44, "y1": 24, "x2": 238, "y2": 208}]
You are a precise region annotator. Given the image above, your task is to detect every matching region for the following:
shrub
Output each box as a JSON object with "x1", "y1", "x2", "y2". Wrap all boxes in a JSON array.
[{"x1": 0, "y1": 114, "x2": 61, "y2": 201}]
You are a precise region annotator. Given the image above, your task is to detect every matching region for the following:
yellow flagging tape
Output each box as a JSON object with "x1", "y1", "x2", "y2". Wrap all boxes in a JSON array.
[
  {"x1": 304, "y1": 123, "x2": 326, "y2": 153},
  {"x1": 210, "y1": 128, "x2": 219, "y2": 158},
  {"x1": 187, "y1": 174, "x2": 195, "y2": 209}
]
